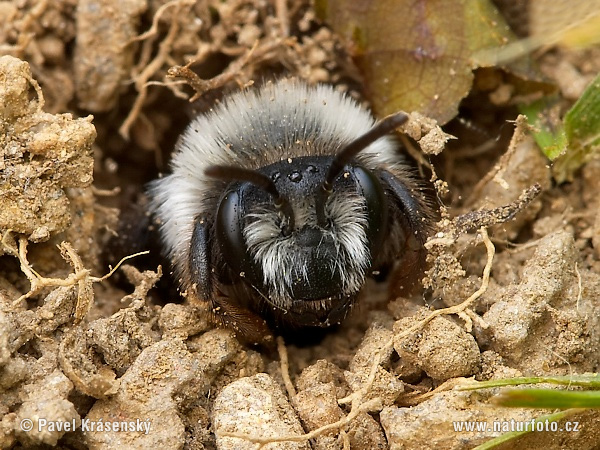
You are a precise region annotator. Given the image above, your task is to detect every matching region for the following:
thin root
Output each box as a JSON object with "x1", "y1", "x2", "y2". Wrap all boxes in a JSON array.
[
  {"x1": 120, "y1": 0, "x2": 194, "y2": 139},
  {"x1": 4, "y1": 232, "x2": 148, "y2": 321},
  {"x1": 277, "y1": 336, "x2": 296, "y2": 399}
]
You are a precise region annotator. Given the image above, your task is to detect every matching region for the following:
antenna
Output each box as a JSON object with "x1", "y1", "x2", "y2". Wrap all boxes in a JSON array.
[{"x1": 316, "y1": 111, "x2": 409, "y2": 226}]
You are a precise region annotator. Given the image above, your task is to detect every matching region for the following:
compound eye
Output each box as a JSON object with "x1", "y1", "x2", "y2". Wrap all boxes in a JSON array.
[
  {"x1": 352, "y1": 166, "x2": 389, "y2": 255},
  {"x1": 215, "y1": 188, "x2": 263, "y2": 286}
]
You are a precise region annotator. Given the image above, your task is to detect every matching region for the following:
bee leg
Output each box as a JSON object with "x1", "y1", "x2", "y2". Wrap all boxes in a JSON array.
[
  {"x1": 189, "y1": 215, "x2": 213, "y2": 300},
  {"x1": 210, "y1": 295, "x2": 274, "y2": 345},
  {"x1": 378, "y1": 170, "x2": 431, "y2": 246},
  {"x1": 376, "y1": 170, "x2": 433, "y2": 295},
  {"x1": 189, "y1": 216, "x2": 273, "y2": 345}
]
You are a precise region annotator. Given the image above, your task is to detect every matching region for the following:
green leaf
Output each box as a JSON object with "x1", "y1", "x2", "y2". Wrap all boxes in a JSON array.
[
  {"x1": 553, "y1": 73, "x2": 600, "y2": 182},
  {"x1": 519, "y1": 97, "x2": 567, "y2": 160},
  {"x1": 493, "y1": 389, "x2": 600, "y2": 409},
  {"x1": 458, "y1": 374, "x2": 600, "y2": 390},
  {"x1": 459, "y1": 375, "x2": 600, "y2": 449}
]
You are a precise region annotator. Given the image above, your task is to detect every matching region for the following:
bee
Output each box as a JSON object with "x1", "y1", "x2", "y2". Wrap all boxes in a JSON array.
[{"x1": 148, "y1": 79, "x2": 435, "y2": 343}]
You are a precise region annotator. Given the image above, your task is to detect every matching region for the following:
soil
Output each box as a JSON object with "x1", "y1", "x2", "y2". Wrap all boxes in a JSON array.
[{"x1": 1, "y1": 1, "x2": 600, "y2": 449}]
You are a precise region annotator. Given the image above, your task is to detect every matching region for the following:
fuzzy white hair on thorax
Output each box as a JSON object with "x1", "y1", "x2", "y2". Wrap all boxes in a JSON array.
[{"x1": 148, "y1": 79, "x2": 398, "y2": 281}]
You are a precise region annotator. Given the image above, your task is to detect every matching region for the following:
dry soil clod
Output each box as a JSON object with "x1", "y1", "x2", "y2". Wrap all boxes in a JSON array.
[{"x1": 1, "y1": 56, "x2": 95, "y2": 243}]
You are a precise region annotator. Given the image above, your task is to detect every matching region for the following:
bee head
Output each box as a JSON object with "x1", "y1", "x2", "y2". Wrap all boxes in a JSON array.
[{"x1": 205, "y1": 113, "x2": 407, "y2": 326}]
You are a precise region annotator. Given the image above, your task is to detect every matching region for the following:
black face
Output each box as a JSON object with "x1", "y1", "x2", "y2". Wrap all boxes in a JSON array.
[
  {"x1": 214, "y1": 156, "x2": 388, "y2": 326},
  {"x1": 187, "y1": 111, "x2": 431, "y2": 340}
]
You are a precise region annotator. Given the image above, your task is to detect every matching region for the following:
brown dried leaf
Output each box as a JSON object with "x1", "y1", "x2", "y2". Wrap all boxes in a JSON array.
[{"x1": 316, "y1": 0, "x2": 516, "y2": 124}]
